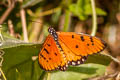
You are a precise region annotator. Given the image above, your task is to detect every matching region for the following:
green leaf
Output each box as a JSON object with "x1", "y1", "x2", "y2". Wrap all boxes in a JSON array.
[
  {"x1": 50, "y1": 63, "x2": 106, "y2": 80},
  {"x1": 84, "y1": 4, "x2": 107, "y2": 15},
  {"x1": 2, "y1": 43, "x2": 41, "y2": 72},
  {"x1": 6, "y1": 60, "x2": 32, "y2": 80},
  {"x1": 85, "y1": 53, "x2": 112, "y2": 65},
  {"x1": 69, "y1": 0, "x2": 107, "y2": 20},
  {"x1": 69, "y1": 0, "x2": 89, "y2": 20},
  {"x1": 0, "y1": 35, "x2": 42, "y2": 74},
  {"x1": 6, "y1": 59, "x2": 44, "y2": 80},
  {"x1": 69, "y1": 3, "x2": 87, "y2": 20},
  {"x1": 96, "y1": 8, "x2": 107, "y2": 15},
  {"x1": 31, "y1": 60, "x2": 44, "y2": 80}
]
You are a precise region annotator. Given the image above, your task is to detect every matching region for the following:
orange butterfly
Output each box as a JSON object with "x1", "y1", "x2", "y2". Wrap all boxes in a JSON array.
[{"x1": 38, "y1": 27, "x2": 106, "y2": 71}]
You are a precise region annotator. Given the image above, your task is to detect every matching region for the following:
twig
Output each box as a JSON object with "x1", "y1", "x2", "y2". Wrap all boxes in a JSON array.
[
  {"x1": 0, "y1": 68, "x2": 7, "y2": 80},
  {"x1": 8, "y1": 0, "x2": 12, "y2": 6},
  {"x1": 116, "y1": 72, "x2": 120, "y2": 80},
  {"x1": 29, "y1": 18, "x2": 43, "y2": 42},
  {"x1": 38, "y1": 7, "x2": 61, "y2": 17},
  {"x1": 19, "y1": 0, "x2": 29, "y2": 42},
  {"x1": 90, "y1": 0, "x2": 97, "y2": 36},
  {"x1": 27, "y1": 7, "x2": 61, "y2": 17},
  {"x1": 8, "y1": 19, "x2": 15, "y2": 36},
  {"x1": 101, "y1": 51, "x2": 120, "y2": 65},
  {"x1": 0, "y1": 25, "x2": 3, "y2": 42},
  {"x1": 0, "y1": 0, "x2": 15, "y2": 24}
]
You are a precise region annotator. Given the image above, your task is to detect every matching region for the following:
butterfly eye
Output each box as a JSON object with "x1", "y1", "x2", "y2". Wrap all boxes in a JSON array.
[
  {"x1": 48, "y1": 27, "x2": 58, "y2": 40},
  {"x1": 48, "y1": 27, "x2": 54, "y2": 34}
]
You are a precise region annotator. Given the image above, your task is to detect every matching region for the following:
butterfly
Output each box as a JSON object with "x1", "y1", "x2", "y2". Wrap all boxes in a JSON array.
[{"x1": 38, "y1": 27, "x2": 106, "y2": 71}]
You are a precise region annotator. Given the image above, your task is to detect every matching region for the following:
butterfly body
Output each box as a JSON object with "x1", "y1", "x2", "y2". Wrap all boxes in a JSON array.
[{"x1": 38, "y1": 27, "x2": 106, "y2": 71}]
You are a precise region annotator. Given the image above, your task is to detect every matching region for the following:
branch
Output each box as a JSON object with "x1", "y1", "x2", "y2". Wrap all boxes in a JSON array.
[
  {"x1": 0, "y1": 0, "x2": 16, "y2": 24},
  {"x1": 19, "y1": 0, "x2": 29, "y2": 42}
]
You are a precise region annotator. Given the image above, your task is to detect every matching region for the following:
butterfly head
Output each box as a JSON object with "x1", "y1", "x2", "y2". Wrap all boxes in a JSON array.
[{"x1": 48, "y1": 27, "x2": 58, "y2": 41}]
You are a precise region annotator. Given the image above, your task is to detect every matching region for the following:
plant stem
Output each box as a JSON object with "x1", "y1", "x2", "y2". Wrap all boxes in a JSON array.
[
  {"x1": 0, "y1": 68, "x2": 7, "y2": 80},
  {"x1": 0, "y1": 25, "x2": 3, "y2": 41},
  {"x1": 91, "y1": 0, "x2": 97, "y2": 36},
  {"x1": 47, "y1": 72, "x2": 51, "y2": 80},
  {"x1": 63, "y1": 10, "x2": 71, "y2": 32},
  {"x1": 19, "y1": 0, "x2": 29, "y2": 42},
  {"x1": 0, "y1": 0, "x2": 15, "y2": 24}
]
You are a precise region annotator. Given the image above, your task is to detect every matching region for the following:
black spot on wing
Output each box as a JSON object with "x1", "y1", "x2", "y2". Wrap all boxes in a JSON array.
[
  {"x1": 80, "y1": 36, "x2": 84, "y2": 41},
  {"x1": 44, "y1": 48, "x2": 49, "y2": 54},
  {"x1": 49, "y1": 58, "x2": 51, "y2": 60},
  {"x1": 90, "y1": 36, "x2": 93, "y2": 42},
  {"x1": 90, "y1": 36, "x2": 94, "y2": 45},
  {"x1": 76, "y1": 45, "x2": 79, "y2": 48},
  {"x1": 87, "y1": 44, "x2": 89, "y2": 46},
  {"x1": 92, "y1": 43, "x2": 94, "y2": 45},
  {"x1": 43, "y1": 57, "x2": 46, "y2": 60},
  {"x1": 47, "y1": 44, "x2": 50, "y2": 46},
  {"x1": 40, "y1": 54, "x2": 46, "y2": 60},
  {"x1": 54, "y1": 52, "x2": 57, "y2": 56},
  {"x1": 40, "y1": 54, "x2": 44, "y2": 57},
  {"x1": 72, "y1": 35, "x2": 74, "y2": 38}
]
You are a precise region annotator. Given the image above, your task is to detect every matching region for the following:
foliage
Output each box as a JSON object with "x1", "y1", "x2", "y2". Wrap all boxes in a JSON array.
[
  {"x1": 1, "y1": 35, "x2": 112, "y2": 80},
  {"x1": 69, "y1": 0, "x2": 106, "y2": 20},
  {"x1": 0, "y1": 0, "x2": 119, "y2": 80}
]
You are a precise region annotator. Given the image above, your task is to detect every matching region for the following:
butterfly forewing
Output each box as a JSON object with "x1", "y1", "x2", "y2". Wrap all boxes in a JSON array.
[
  {"x1": 57, "y1": 32, "x2": 106, "y2": 56},
  {"x1": 38, "y1": 35, "x2": 67, "y2": 71}
]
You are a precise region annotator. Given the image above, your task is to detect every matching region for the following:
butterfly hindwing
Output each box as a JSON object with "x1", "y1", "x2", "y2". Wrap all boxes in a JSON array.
[{"x1": 59, "y1": 40, "x2": 88, "y2": 66}]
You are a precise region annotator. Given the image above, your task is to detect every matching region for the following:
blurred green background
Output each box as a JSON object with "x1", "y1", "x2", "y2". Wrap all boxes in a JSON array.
[{"x1": 0, "y1": 0, "x2": 120, "y2": 80}]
